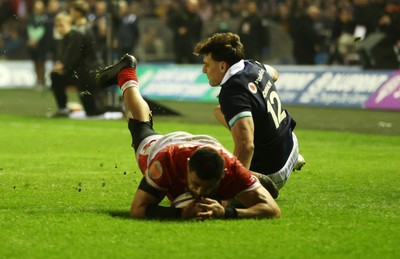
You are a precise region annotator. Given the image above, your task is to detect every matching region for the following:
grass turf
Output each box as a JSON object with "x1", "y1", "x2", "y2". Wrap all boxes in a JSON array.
[{"x1": 0, "y1": 113, "x2": 399, "y2": 258}]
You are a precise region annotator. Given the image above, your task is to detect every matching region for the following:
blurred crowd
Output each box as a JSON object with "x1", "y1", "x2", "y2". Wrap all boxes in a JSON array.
[{"x1": 1, "y1": 0, "x2": 400, "y2": 69}]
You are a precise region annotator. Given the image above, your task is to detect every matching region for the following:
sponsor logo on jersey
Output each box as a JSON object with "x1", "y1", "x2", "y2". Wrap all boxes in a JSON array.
[
  {"x1": 255, "y1": 69, "x2": 264, "y2": 84},
  {"x1": 262, "y1": 80, "x2": 273, "y2": 98},
  {"x1": 248, "y1": 82, "x2": 257, "y2": 94},
  {"x1": 148, "y1": 160, "x2": 163, "y2": 180}
]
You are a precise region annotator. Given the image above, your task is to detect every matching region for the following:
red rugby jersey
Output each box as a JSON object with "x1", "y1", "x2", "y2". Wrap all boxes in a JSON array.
[{"x1": 140, "y1": 138, "x2": 259, "y2": 202}]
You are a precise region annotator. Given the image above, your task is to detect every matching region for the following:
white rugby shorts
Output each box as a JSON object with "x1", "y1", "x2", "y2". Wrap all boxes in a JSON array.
[{"x1": 268, "y1": 132, "x2": 300, "y2": 189}]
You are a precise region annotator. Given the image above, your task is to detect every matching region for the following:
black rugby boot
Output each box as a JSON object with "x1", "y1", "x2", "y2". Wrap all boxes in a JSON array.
[{"x1": 97, "y1": 54, "x2": 137, "y2": 88}]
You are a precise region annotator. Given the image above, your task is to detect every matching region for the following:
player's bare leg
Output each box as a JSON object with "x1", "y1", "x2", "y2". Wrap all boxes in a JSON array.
[
  {"x1": 96, "y1": 54, "x2": 150, "y2": 121},
  {"x1": 122, "y1": 87, "x2": 151, "y2": 121}
]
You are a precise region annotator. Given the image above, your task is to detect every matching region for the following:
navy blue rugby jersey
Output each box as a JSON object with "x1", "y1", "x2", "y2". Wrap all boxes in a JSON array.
[{"x1": 219, "y1": 60, "x2": 296, "y2": 174}]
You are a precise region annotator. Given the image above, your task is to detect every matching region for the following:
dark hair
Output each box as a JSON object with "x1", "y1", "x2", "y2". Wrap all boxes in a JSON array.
[
  {"x1": 188, "y1": 147, "x2": 224, "y2": 181},
  {"x1": 193, "y1": 32, "x2": 244, "y2": 66},
  {"x1": 69, "y1": 0, "x2": 89, "y2": 16}
]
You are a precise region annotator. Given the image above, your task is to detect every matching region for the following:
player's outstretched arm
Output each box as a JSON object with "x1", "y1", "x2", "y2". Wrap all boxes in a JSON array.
[
  {"x1": 235, "y1": 186, "x2": 281, "y2": 218},
  {"x1": 130, "y1": 178, "x2": 202, "y2": 220},
  {"x1": 130, "y1": 188, "x2": 165, "y2": 218},
  {"x1": 195, "y1": 185, "x2": 280, "y2": 219},
  {"x1": 130, "y1": 178, "x2": 174, "y2": 219}
]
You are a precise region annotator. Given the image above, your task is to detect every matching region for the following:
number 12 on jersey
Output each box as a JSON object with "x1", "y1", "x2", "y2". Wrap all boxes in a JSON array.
[{"x1": 267, "y1": 91, "x2": 287, "y2": 129}]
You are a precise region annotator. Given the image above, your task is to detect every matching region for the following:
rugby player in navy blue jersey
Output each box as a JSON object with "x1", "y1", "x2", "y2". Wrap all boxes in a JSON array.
[{"x1": 194, "y1": 33, "x2": 305, "y2": 195}]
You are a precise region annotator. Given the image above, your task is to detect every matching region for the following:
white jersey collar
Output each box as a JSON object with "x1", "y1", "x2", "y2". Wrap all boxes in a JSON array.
[{"x1": 220, "y1": 59, "x2": 245, "y2": 85}]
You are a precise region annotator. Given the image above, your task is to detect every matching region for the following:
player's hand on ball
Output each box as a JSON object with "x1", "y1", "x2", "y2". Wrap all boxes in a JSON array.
[
  {"x1": 195, "y1": 198, "x2": 225, "y2": 220},
  {"x1": 181, "y1": 200, "x2": 200, "y2": 219}
]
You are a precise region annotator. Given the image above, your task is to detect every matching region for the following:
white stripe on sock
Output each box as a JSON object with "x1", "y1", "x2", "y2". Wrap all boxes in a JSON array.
[{"x1": 121, "y1": 80, "x2": 139, "y2": 93}]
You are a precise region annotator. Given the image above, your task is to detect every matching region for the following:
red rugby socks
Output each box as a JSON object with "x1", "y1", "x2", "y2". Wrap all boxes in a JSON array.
[{"x1": 118, "y1": 68, "x2": 138, "y2": 93}]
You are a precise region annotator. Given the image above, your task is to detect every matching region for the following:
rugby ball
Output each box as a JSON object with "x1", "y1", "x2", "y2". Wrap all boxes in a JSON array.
[{"x1": 171, "y1": 192, "x2": 195, "y2": 208}]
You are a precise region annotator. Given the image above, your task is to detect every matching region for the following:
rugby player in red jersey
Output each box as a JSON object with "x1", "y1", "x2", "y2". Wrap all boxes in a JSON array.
[{"x1": 97, "y1": 54, "x2": 280, "y2": 220}]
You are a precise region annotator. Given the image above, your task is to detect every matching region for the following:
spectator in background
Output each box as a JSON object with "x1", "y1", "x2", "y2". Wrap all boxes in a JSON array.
[
  {"x1": 114, "y1": 0, "x2": 140, "y2": 58},
  {"x1": 0, "y1": 0, "x2": 14, "y2": 27},
  {"x1": 26, "y1": 0, "x2": 48, "y2": 88},
  {"x1": 2, "y1": 0, "x2": 398, "y2": 67},
  {"x1": 328, "y1": 7, "x2": 357, "y2": 65},
  {"x1": 352, "y1": 0, "x2": 376, "y2": 37},
  {"x1": 68, "y1": 0, "x2": 106, "y2": 111},
  {"x1": 271, "y1": 2, "x2": 291, "y2": 34},
  {"x1": 44, "y1": 0, "x2": 61, "y2": 62},
  {"x1": 88, "y1": 0, "x2": 108, "y2": 25},
  {"x1": 49, "y1": 12, "x2": 103, "y2": 118},
  {"x1": 367, "y1": 2, "x2": 400, "y2": 69},
  {"x1": 167, "y1": 0, "x2": 203, "y2": 64},
  {"x1": 214, "y1": 21, "x2": 231, "y2": 34},
  {"x1": 68, "y1": 0, "x2": 96, "y2": 47},
  {"x1": 141, "y1": 26, "x2": 166, "y2": 61},
  {"x1": 0, "y1": 19, "x2": 23, "y2": 59},
  {"x1": 212, "y1": 2, "x2": 232, "y2": 21},
  {"x1": 89, "y1": 0, "x2": 108, "y2": 64},
  {"x1": 237, "y1": 1, "x2": 267, "y2": 60},
  {"x1": 197, "y1": 0, "x2": 213, "y2": 22},
  {"x1": 0, "y1": 0, "x2": 27, "y2": 60},
  {"x1": 289, "y1": 4, "x2": 322, "y2": 65}
]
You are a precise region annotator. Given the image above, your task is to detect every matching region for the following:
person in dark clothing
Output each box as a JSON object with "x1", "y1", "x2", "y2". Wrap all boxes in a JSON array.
[
  {"x1": 366, "y1": 2, "x2": 400, "y2": 69},
  {"x1": 50, "y1": 12, "x2": 103, "y2": 118},
  {"x1": 328, "y1": 8, "x2": 357, "y2": 65},
  {"x1": 0, "y1": 0, "x2": 13, "y2": 26},
  {"x1": 352, "y1": 0, "x2": 377, "y2": 36},
  {"x1": 167, "y1": 0, "x2": 203, "y2": 64},
  {"x1": 113, "y1": 0, "x2": 140, "y2": 58},
  {"x1": 26, "y1": 0, "x2": 48, "y2": 87},
  {"x1": 89, "y1": 0, "x2": 108, "y2": 64},
  {"x1": 43, "y1": 0, "x2": 61, "y2": 62},
  {"x1": 68, "y1": 0, "x2": 108, "y2": 113},
  {"x1": 289, "y1": 5, "x2": 321, "y2": 65},
  {"x1": 194, "y1": 32, "x2": 305, "y2": 195},
  {"x1": 69, "y1": 0, "x2": 103, "y2": 65},
  {"x1": 237, "y1": 1, "x2": 268, "y2": 60}
]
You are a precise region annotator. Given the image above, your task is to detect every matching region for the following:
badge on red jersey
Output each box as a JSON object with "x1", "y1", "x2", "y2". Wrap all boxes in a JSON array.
[{"x1": 148, "y1": 160, "x2": 163, "y2": 180}]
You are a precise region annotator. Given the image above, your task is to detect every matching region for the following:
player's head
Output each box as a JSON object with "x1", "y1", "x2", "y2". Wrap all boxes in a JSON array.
[
  {"x1": 193, "y1": 32, "x2": 244, "y2": 86},
  {"x1": 54, "y1": 12, "x2": 72, "y2": 36},
  {"x1": 69, "y1": 0, "x2": 89, "y2": 19},
  {"x1": 33, "y1": 0, "x2": 45, "y2": 15},
  {"x1": 187, "y1": 147, "x2": 225, "y2": 199}
]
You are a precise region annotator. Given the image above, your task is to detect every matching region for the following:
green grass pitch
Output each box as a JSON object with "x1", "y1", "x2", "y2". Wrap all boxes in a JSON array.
[{"x1": 0, "y1": 89, "x2": 399, "y2": 258}]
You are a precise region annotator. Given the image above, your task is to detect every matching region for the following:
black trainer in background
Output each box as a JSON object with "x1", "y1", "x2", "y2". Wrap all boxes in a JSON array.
[{"x1": 96, "y1": 54, "x2": 137, "y2": 89}]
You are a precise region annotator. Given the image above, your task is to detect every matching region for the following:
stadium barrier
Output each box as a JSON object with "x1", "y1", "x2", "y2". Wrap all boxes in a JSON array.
[
  {"x1": 136, "y1": 64, "x2": 399, "y2": 110},
  {"x1": 0, "y1": 60, "x2": 399, "y2": 110}
]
